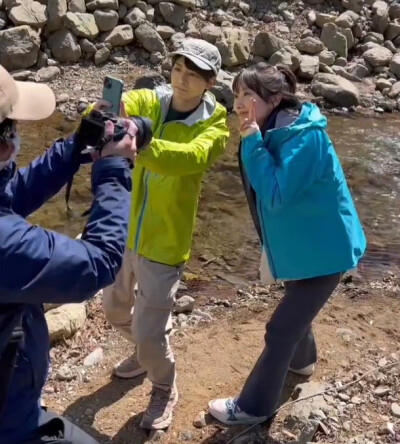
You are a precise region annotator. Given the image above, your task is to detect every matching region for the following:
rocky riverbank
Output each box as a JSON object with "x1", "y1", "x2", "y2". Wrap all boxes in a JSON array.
[{"x1": 1, "y1": 0, "x2": 400, "y2": 113}]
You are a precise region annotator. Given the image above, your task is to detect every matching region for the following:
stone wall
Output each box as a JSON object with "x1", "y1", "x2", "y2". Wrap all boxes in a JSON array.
[{"x1": 0, "y1": 0, "x2": 399, "y2": 109}]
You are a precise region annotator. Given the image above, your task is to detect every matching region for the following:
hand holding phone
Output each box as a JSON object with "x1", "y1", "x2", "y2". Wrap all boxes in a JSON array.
[{"x1": 102, "y1": 76, "x2": 124, "y2": 115}]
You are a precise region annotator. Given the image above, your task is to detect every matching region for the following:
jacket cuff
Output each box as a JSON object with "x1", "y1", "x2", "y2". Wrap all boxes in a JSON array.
[{"x1": 241, "y1": 131, "x2": 263, "y2": 151}]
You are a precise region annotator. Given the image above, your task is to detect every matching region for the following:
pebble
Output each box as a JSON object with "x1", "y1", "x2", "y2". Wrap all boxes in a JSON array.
[
  {"x1": 391, "y1": 402, "x2": 400, "y2": 418},
  {"x1": 56, "y1": 365, "x2": 76, "y2": 381},
  {"x1": 337, "y1": 393, "x2": 350, "y2": 402},
  {"x1": 351, "y1": 395, "x2": 362, "y2": 404},
  {"x1": 83, "y1": 347, "x2": 104, "y2": 367},
  {"x1": 193, "y1": 411, "x2": 207, "y2": 428},
  {"x1": 378, "y1": 357, "x2": 388, "y2": 367},
  {"x1": 174, "y1": 295, "x2": 195, "y2": 313},
  {"x1": 374, "y1": 386, "x2": 390, "y2": 397},
  {"x1": 192, "y1": 309, "x2": 213, "y2": 322},
  {"x1": 85, "y1": 408, "x2": 94, "y2": 416}
]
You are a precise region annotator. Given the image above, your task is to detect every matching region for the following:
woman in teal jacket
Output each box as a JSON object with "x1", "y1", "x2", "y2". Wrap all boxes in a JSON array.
[{"x1": 208, "y1": 63, "x2": 366, "y2": 425}]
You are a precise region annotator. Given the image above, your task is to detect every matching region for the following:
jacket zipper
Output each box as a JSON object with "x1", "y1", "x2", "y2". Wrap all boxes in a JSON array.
[
  {"x1": 258, "y1": 198, "x2": 277, "y2": 279},
  {"x1": 134, "y1": 171, "x2": 150, "y2": 252}
]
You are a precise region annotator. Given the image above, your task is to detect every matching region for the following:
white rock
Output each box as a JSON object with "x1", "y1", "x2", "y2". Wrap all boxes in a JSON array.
[
  {"x1": 83, "y1": 347, "x2": 104, "y2": 367},
  {"x1": 174, "y1": 295, "x2": 195, "y2": 313}
]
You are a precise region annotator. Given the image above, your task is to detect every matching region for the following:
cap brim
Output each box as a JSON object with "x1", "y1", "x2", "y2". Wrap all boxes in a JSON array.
[
  {"x1": 8, "y1": 81, "x2": 56, "y2": 121},
  {"x1": 170, "y1": 50, "x2": 216, "y2": 74}
]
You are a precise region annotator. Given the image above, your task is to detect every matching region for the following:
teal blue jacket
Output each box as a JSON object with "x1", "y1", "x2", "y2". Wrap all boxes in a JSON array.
[{"x1": 241, "y1": 102, "x2": 366, "y2": 280}]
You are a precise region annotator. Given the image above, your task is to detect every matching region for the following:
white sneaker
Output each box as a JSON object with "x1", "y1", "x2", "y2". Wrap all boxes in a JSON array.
[
  {"x1": 113, "y1": 355, "x2": 147, "y2": 379},
  {"x1": 208, "y1": 397, "x2": 268, "y2": 425},
  {"x1": 288, "y1": 363, "x2": 315, "y2": 376}
]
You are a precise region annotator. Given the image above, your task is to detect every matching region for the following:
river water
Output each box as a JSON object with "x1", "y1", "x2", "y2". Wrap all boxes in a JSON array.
[{"x1": 18, "y1": 112, "x2": 400, "y2": 283}]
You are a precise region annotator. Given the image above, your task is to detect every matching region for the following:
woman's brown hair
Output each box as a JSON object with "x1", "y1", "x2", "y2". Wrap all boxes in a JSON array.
[{"x1": 232, "y1": 63, "x2": 301, "y2": 109}]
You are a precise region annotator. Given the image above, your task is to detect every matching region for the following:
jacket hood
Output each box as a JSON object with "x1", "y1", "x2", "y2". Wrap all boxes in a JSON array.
[
  {"x1": 155, "y1": 84, "x2": 217, "y2": 126},
  {"x1": 267, "y1": 102, "x2": 327, "y2": 146}
]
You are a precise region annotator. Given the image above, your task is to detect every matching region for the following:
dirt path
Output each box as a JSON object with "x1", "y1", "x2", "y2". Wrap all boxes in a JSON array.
[{"x1": 43, "y1": 277, "x2": 400, "y2": 444}]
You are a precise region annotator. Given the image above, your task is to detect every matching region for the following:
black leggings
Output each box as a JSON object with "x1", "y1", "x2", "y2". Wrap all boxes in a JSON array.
[{"x1": 237, "y1": 273, "x2": 341, "y2": 417}]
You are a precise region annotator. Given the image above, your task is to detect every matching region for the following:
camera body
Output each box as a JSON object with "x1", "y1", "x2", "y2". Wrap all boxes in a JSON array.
[{"x1": 76, "y1": 109, "x2": 153, "y2": 153}]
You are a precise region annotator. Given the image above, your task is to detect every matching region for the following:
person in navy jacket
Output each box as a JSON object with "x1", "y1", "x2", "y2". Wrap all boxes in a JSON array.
[{"x1": 0, "y1": 65, "x2": 137, "y2": 443}]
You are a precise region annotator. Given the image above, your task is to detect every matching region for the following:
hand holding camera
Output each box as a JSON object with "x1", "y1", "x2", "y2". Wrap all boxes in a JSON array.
[{"x1": 75, "y1": 77, "x2": 153, "y2": 159}]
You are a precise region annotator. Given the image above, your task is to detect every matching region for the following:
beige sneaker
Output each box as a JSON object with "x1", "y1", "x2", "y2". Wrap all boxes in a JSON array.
[
  {"x1": 140, "y1": 386, "x2": 178, "y2": 430},
  {"x1": 113, "y1": 355, "x2": 146, "y2": 379}
]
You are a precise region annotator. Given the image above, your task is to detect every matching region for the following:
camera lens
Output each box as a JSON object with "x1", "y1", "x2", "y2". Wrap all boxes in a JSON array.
[{"x1": 104, "y1": 78, "x2": 111, "y2": 89}]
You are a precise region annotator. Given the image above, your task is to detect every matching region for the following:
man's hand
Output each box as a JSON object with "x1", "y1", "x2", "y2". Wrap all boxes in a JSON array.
[
  {"x1": 239, "y1": 99, "x2": 260, "y2": 138},
  {"x1": 100, "y1": 119, "x2": 138, "y2": 161}
]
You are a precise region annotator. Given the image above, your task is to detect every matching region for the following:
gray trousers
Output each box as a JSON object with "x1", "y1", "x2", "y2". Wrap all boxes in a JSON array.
[
  {"x1": 103, "y1": 249, "x2": 184, "y2": 389},
  {"x1": 237, "y1": 273, "x2": 341, "y2": 417}
]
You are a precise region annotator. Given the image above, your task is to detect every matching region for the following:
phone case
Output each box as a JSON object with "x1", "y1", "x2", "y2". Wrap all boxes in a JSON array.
[{"x1": 102, "y1": 76, "x2": 124, "y2": 115}]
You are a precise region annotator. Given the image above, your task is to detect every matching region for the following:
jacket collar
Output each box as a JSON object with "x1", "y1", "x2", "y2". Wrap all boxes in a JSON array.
[{"x1": 155, "y1": 84, "x2": 216, "y2": 126}]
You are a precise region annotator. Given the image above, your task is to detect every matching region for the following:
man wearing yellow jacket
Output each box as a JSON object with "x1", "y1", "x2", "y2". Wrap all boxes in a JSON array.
[{"x1": 101, "y1": 39, "x2": 229, "y2": 430}]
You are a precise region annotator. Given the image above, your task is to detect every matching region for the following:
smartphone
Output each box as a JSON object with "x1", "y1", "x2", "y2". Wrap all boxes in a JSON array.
[{"x1": 102, "y1": 76, "x2": 124, "y2": 115}]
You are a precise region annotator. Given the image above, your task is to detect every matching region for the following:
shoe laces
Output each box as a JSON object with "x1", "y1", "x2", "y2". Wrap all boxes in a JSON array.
[
  {"x1": 226, "y1": 397, "x2": 241, "y2": 421},
  {"x1": 148, "y1": 388, "x2": 170, "y2": 414}
]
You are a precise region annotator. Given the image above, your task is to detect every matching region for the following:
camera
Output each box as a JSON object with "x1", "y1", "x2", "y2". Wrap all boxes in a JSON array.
[{"x1": 76, "y1": 110, "x2": 153, "y2": 153}]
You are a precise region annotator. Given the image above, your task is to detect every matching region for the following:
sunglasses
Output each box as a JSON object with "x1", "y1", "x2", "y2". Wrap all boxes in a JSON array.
[{"x1": 0, "y1": 119, "x2": 16, "y2": 143}]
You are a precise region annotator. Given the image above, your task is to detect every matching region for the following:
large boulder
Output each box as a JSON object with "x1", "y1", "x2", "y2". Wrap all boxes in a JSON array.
[
  {"x1": 35, "y1": 66, "x2": 61, "y2": 82},
  {"x1": 210, "y1": 69, "x2": 234, "y2": 110},
  {"x1": 315, "y1": 13, "x2": 337, "y2": 28},
  {"x1": 68, "y1": 0, "x2": 86, "y2": 13},
  {"x1": 48, "y1": 28, "x2": 82, "y2": 62},
  {"x1": 0, "y1": 25, "x2": 40, "y2": 70},
  {"x1": 9, "y1": 0, "x2": 47, "y2": 28},
  {"x1": 372, "y1": 0, "x2": 389, "y2": 34},
  {"x1": 64, "y1": 12, "x2": 99, "y2": 39},
  {"x1": 86, "y1": 0, "x2": 118, "y2": 11},
  {"x1": 94, "y1": 9, "x2": 119, "y2": 32},
  {"x1": 159, "y1": 2, "x2": 186, "y2": 27},
  {"x1": 47, "y1": 0, "x2": 67, "y2": 32},
  {"x1": 389, "y1": 3, "x2": 400, "y2": 20},
  {"x1": 390, "y1": 53, "x2": 400, "y2": 78},
  {"x1": 45, "y1": 304, "x2": 86, "y2": 343},
  {"x1": 216, "y1": 27, "x2": 250, "y2": 67},
  {"x1": 269, "y1": 46, "x2": 301, "y2": 71},
  {"x1": 321, "y1": 23, "x2": 348, "y2": 59},
  {"x1": 251, "y1": 31, "x2": 285, "y2": 59},
  {"x1": 342, "y1": 0, "x2": 363, "y2": 13},
  {"x1": 363, "y1": 46, "x2": 393, "y2": 67},
  {"x1": 339, "y1": 26, "x2": 355, "y2": 49},
  {"x1": 298, "y1": 55, "x2": 319, "y2": 80},
  {"x1": 103, "y1": 24, "x2": 134, "y2": 46},
  {"x1": 335, "y1": 10, "x2": 359, "y2": 28},
  {"x1": 201, "y1": 23, "x2": 221, "y2": 44},
  {"x1": 296, "y1": 37, "x2": 325, "y2": 54},
  {"x1": 385, "y1": 20, "x2": 400, "y2": 41},
  {"x1": 135, "y1": 23, "x2": 166, "y2": 53},
  {"x1": 124, "y1": 7, "x2": 146, "y2": 28},
  {"x1": 311, "y1": 73, "x2": 360, "y2": 107},
  {"x1": 318, "y1": 49, "x2": 336, "y2": 66}
]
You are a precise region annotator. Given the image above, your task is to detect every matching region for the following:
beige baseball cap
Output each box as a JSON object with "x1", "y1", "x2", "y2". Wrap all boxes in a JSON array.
[
  {"x1": 0, "y1": 65, "x2": 56, "y2": 123},
  {"x1": 170, "y1": 38, "x2": 222, "y2": 75}
]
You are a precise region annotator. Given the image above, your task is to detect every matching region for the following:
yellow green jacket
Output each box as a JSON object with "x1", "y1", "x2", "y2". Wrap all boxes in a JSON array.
[{"x1": 121, "y1": 85, "x2": 229, "y2": 265}]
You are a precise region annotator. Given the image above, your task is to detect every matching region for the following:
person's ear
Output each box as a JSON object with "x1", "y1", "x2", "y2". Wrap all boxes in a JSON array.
[
  {"x1": 271, "y1": 94, "x2": 282, "y2": 108},
  {"x1": 205, "y1": 77, "x2": 216, "y2": 91}
]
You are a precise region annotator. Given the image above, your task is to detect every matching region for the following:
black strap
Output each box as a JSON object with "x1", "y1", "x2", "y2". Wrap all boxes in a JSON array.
[{"x1": 0, "y1": 312, "x2": 24, "y2": 416}]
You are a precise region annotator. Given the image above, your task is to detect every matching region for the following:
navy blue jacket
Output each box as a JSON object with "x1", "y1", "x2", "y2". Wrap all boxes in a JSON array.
[{"x1": 0, "y1": 136, "x2": 131, "y2": 443}]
